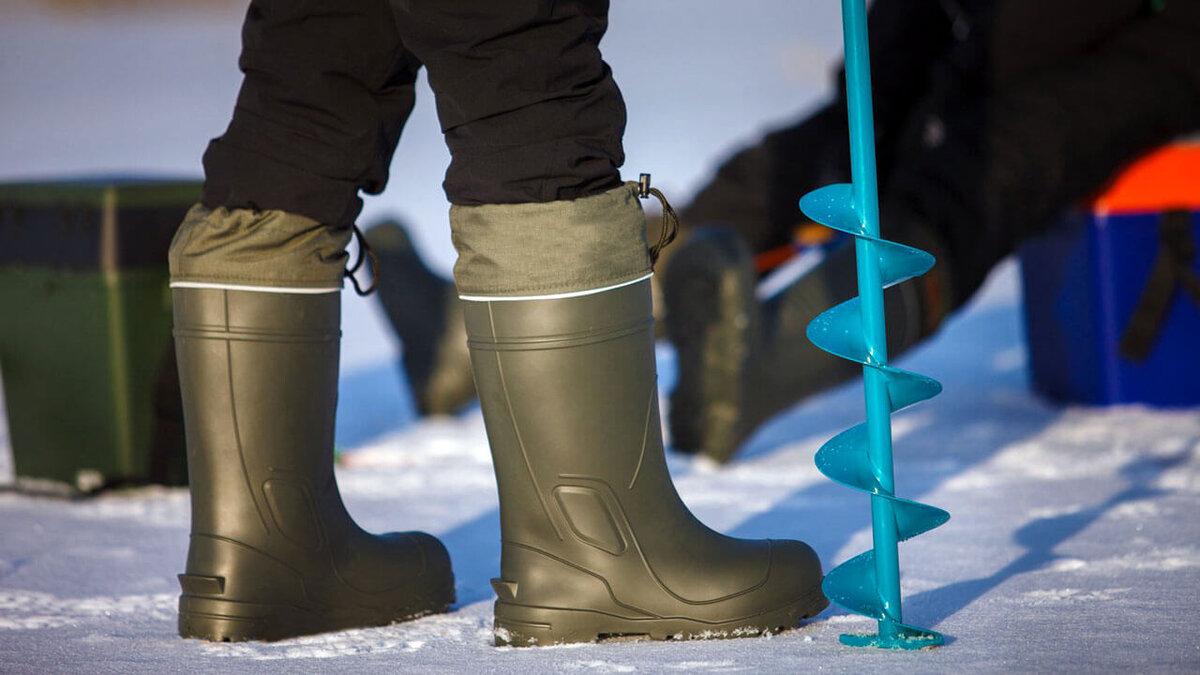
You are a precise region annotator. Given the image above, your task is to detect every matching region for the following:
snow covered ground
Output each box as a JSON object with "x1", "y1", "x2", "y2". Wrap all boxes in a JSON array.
[
  {"x1": 2, "y1": 2, "x2": 1199, "y2": 673},
  {"x1": 3, "y1": 261, "x2": 1199, "y2": 673}
]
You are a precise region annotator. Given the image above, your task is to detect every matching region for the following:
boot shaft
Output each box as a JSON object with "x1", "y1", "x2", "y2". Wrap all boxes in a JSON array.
[
  {"x1": 464, "y1": 283, "x2": 662, "y2": 548},
  {"x1": 173, "y1": 287, "x2": 342, "y2": 544}
]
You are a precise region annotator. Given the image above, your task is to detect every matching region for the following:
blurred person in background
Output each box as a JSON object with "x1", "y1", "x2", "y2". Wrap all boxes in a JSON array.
[{"x1": 375, "y1": 0, "x2": 1200, "y2": 463}]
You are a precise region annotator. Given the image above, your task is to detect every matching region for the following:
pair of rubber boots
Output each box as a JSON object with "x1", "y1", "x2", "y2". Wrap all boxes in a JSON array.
[{"x1": 170, "y1": 197, "x2": 826, "y2": 646}]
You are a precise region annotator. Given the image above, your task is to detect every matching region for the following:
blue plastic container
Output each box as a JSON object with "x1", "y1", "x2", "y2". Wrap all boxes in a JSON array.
[{"x1": 1019, "y1": 160, "x2": 1200, "y2": 406}]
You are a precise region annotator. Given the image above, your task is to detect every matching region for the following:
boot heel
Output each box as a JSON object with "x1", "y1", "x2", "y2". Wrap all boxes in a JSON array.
[
  {"x1": 178, "y1": 595, "x2": 313, "y2": 642},
  {"x1": 493, "y1": 602, "x2": 637, "y2": 646}
]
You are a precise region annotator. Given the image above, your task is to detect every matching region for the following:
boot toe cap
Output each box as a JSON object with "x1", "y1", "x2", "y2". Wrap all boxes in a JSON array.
[
  {"x1": 396, "y1": 531, "x2": 456, "y2": 605},
  {"x1": 766, "y1": 539, "x2": 826, "y2": 610}
]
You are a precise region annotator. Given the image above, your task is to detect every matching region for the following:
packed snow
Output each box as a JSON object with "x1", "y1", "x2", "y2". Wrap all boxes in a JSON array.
[
  {"x1": 3, "y1": 261, "x2": 1199, "y2": 673},
  {"x1": 2, "y1": 2, "x2": 1199, "y2": 672}
]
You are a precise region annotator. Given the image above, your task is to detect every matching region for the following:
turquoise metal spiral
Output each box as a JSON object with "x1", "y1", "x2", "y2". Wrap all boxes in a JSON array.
[{"x1": 797, "y1": 0, "x2": 950, "y2": 650}]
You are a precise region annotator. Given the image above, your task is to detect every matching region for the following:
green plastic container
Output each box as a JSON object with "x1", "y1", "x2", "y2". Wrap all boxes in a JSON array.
[{"x1": 0, "y1": 179, "x2": 199, "y2": 492}]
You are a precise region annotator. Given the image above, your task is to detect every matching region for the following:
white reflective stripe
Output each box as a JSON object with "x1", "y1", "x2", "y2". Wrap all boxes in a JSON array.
[
  {"x1": 755, "y1": 248, "x2": 827, "y2": 301},
  {"x1": 458, "y1": 272, "x2": 653, "y2": 302},
  {"x1": 170, "y1": 281, "x2": 341, "y2": 295}
]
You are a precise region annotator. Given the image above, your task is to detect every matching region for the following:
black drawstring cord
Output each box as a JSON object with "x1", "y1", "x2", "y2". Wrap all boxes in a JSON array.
[
  {"x1": 345, "y1": 224, "x2": 379, "y2": 296},
  {"x1": 638, "y1": 173, "x2": 679, "y2": 268}
]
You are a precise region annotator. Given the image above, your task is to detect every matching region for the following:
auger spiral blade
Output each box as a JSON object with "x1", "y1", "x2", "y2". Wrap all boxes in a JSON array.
[{"x1": 797, "y1": 0, "x2": 950, "y2": 650}]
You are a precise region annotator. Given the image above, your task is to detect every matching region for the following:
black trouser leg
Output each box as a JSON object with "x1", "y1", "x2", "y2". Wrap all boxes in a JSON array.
[
  {"x1": 203, "y1": 0, "x2": 627, "y2": 223},
  {"x1": 201, "y1": 0, "x2": 420, "y2": 226},
  {"x1": 390, "y1": 0, "x2": 626, "y2": 206}
]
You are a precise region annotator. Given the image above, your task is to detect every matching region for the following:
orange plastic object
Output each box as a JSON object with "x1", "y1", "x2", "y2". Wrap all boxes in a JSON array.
[
  {"x1": 1092, "y1": 143, "x2": 1200, "y2": 215},
  {"x1": 754, "y1": 223, "x2": 838, "y2": 273}
]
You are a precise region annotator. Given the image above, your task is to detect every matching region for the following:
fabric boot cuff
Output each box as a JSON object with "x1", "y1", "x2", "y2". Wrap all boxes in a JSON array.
[
  {"x1": 168, "y1": 204, "x2": 352, "y2": 291},
  {"x1": 450, "y1": 183, "x2": 652, "y2": 298}
]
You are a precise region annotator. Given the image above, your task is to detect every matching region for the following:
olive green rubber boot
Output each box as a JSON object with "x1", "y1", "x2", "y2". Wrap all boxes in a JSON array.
[
  {"x1": 464, "y1": 279, "x2": 827, "y2": 646},
  {"x1": 172, "y1": 287, "x2": 455, "y2": 641}
]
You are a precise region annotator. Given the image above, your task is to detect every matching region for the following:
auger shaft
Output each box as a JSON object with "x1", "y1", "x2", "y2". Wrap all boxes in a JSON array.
[
  {"x1": 841, "y1": 0, "x2": 904, "y2": 637},
  {"x1": 798, "y1": 0, "x2": 948, "y2": 649}
]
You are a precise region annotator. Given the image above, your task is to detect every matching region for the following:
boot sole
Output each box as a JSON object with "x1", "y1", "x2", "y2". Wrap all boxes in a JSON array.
[
  {"x1": 179, "y1": 592, "x2": 454, "y2": 643},
  {"x1": 492, "y1": 587, "x2": 829, "y2": 647}
]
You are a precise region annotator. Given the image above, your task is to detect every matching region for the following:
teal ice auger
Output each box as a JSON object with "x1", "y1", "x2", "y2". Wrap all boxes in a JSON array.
[{"x1": 799, "y1": 0, "x2": 951, "y2": 650}]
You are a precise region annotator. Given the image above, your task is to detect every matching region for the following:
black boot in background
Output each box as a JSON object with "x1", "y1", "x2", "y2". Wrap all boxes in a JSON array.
[
  {"x1": 664, "y1": 223, "x2": 950, "y2": 463},
  {"x1": 366, "y1": 220, "x2": 476, "y2": 416}
]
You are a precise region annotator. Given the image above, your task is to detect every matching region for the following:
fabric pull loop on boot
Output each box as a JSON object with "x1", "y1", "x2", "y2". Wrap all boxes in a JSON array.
[
  {"x1": 638, "y1": 173, "x2": 679, "y2": 268},
  {"x1": 345, "y1": 223, "x2": 380, "y2": 296}
]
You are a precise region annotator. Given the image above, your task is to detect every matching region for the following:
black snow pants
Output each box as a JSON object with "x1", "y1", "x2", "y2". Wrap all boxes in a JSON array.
[
  {"x1": 200, "y1": 0, "x2": 626, "y2": 227},
  {"x1": 683, "y1": 0, "x2": 1200, "y2": 307}
]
